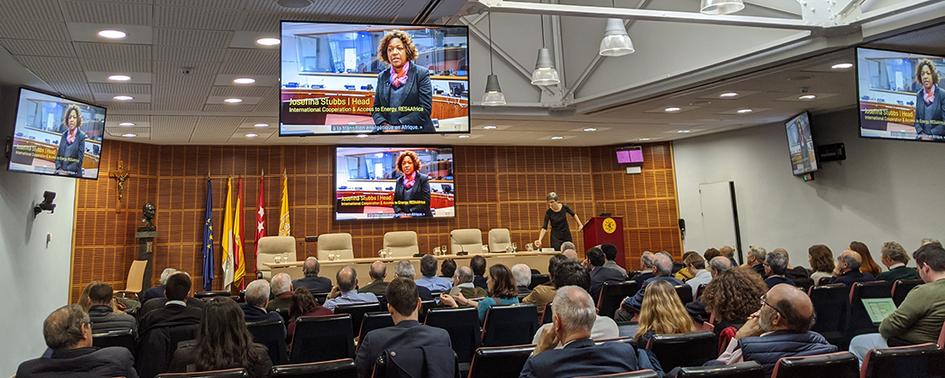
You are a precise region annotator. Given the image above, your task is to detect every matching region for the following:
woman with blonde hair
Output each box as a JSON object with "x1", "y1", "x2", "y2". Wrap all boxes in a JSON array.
[{"x1": 633, "y1": 280, "x2": 695, "y2": 345}]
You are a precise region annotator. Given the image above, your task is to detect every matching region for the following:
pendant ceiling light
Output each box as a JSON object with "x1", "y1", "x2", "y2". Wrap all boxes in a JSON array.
[
  {"x1": 482, "y1": 13, "x2": 507, "y2": 106},
  {"x1": 700, "y1": 0, "x2": 745, "y2": 15},
  {"x1": 530, "y1": 14, "x2": 560, "y2": 87},
  {"x1": 599, "y1": 18, "x2": 634, "y2": 56}
]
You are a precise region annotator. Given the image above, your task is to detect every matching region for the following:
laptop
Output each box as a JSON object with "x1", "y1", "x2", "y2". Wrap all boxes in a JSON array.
[{"x1": 861, "y1": 298, "x2": 898, "y2": 324}]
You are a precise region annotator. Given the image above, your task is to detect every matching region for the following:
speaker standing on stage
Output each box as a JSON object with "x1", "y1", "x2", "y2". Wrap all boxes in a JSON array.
[{"x1": 535, "y1": 192, "x2": 583, "y2": 251}]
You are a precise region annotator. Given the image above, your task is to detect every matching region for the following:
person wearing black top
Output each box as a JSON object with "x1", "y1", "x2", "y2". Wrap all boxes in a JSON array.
[{"x1": 535, "y1": 192, "x2": 584, "y2": 251}]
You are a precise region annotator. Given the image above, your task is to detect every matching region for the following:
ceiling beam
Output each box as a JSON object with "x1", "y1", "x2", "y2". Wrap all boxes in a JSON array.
[{"x1": 461, "y1": 14, "x2": 557, "y2": 96}]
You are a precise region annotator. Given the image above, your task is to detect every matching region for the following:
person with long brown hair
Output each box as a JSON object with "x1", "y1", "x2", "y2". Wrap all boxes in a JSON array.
[
  {"x1": 701, "y1": 267, "x2": 768, "y2": 332},
  {"x1": 849, "y1": 241, "x2": 882, "y2": 276},
  {"x1": 170, "y1": 297, "x2": 271, "y2": 377},
  {"x1": 287, "y1": 288, "x2": 331, "y2": 345},
  {"x1": 440, "y1": 263, "x2": 519, "y2": 322},
  {"x1": 808, "y1": 244, "x2": 836, "y2": 284},
  {"x1": 634, "y1": 280, "x2": 695, "y2": 345}
]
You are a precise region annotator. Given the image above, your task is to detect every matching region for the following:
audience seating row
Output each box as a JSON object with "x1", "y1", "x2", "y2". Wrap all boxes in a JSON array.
[{"x1": 809, "y1": 279, "x2": 922, "y2": 348}]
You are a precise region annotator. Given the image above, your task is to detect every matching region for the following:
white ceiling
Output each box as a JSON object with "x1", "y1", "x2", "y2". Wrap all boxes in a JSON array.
[{"x1": 0, "y1": 0, "x2": 941, "y2": 146}]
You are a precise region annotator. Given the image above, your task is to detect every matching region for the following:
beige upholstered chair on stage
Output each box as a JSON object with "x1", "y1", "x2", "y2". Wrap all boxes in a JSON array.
[
  {"x1": 450, "y1": 228, "x2": 483, "y2": 254},
  {"x1": 488, "y1": 228, "x2": 512, "y2": 253},
  {"x1": 256, "y1": 236, "x2": 296, "y2": 280},
  {"x1": 383, "y1": 231, "x2": 420, "y2": 257},
  {"x1": 115, "y1": 260, "x2": 148, "y2": 299},
  {"x1": 317, "y1": 233, "x2": 354, "y2": 260}
]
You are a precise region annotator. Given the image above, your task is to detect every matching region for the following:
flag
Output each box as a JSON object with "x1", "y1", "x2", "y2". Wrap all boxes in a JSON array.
[
  {"x1": 221, "y1": 177, "x2": 234, "y2": 291},
  {"x1": 254, "y1": 173, "x2": 266, "y2": 262},
  {"x1": 201, "y1": 178, "x2": 214, "y2": 292},
  {"x1": 278, "y1": 171, "x2": 291, "y2": 236},
  {"x1": 233, "y1": 177, "x2": 246, "y2": 289}
]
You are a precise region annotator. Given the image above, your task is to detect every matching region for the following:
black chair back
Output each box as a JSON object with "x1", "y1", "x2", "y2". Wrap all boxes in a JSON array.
[
  {"x1": 334, "y1": 302, "x2": 383, "y2": 336},
  {"x1": 247, "y1": 319, "x2": 288, "y2": 365},
  {"x1": 194, "y1": 291, "x2": 231, "y2": 300},
  {"x1": 809, "y1": 284, "x2": 849, "y2": 346},
  {"x1": 862, "y1": 342, "x2": 945, "y2": 378},
  {"x1": 675, "y1": 285, "x2": 694, "y2": 305},
  {"x1": 771, "y1": 352, "x2": 858, "y2": 378},
  {"x1": 677, "y1": 361, "x2": 765, "y2": 377},
  {"x1": 156, "y1": 368, "x2": 249, "y2": 378},
  {"x1": 597, "y1": 281, "x2": 639, "y2": 318},
  {"x1": 425, "y1": 307, "x2": 481, "y2": 364},
  {"x1": 847, "y1": 281, "x2": 892, "y2": 338},
  {"x1": 92, "y1": 328, "x2": 136, "y2": 352},
  {"x1": 358, "y1": 311, "x2": 394, "y2": 341},
  {"x1": 891, "y1": 279, "x2": 923, "y2": 306},
  {"x1": 269, "y1": 358, "x2": 357, "y2": 378},
  {"x1": 529, "y1": 274, "x2": 550, "y2": 289},
  {"x1": 467, "y1": 344, "x2": 534, "y2": 378},
  {"x1": 542, "y1": 302, "x2": 553, "y2": 324},
  {"x1": 137, "y1": 324, "x2": 199, "y2": 378},
  {"x1": 419, "y1": 300, "x2": 435, "y2": 323},
  {"x1": 579, "y1": 370, "x2": 660, "y2": 377},
  {"x1": 481, "y1": 304, "x2": 539, "y2": 347},
  {"x1": 645, "y1": 331, "x2": 718, "y2": 372},
  {"x1": 695, "y1": 284, "x2": 708, "y2": 299},
  {"x1": 290, "y1": 314, "x2": 355, "y2": 363},
  {"x1": 276, "y1": 308, "x2": 290, "y2": 324},
  {"x1": 312, "y1": 292, "x2": 330, "y2": 304}
]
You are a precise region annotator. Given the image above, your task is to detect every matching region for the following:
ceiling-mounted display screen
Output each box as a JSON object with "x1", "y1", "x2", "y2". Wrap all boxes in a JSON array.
[{"x1": 280, "y1": 21, "x2": 470, "y2": 136}]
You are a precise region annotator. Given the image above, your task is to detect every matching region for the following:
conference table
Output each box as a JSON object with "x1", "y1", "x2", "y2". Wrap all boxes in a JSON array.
[{"x1": 265, "y1": 251, "x2": 560, "y2": 281}]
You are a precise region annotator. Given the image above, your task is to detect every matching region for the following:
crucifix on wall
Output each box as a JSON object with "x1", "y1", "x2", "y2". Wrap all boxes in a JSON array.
[{"x1": 109, "y1": 160, "x2": 130, "y2": 201}]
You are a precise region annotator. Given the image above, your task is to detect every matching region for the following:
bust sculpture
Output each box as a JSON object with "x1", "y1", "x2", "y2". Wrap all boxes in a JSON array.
[{"x1": 140, "y1": 202, "x2": 156, "y2": 231}]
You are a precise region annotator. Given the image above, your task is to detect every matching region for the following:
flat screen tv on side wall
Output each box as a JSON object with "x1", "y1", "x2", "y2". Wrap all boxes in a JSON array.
[
  {"x1": 7, "y1": 87, "x2": 106, "y2": 180},
  {"x1": 280, "y1": 21, "x2": 470, "y2": 136},
  {"x1": 785, "y1": 111, "x2": 818, "y2": 176},
  {"x1": 856, "y1": 47, "x2": 945, "y2": 142},
  {"x1": 334, "y1": 146, "x2": 454, "y2": 220}
]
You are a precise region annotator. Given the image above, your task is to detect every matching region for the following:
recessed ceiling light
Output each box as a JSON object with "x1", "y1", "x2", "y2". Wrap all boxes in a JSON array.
[
  {"x1": 233, "y1": 77, "x2": 256, "y2": 85},
  {"x1": 253, "y1": 123, "x2": 269, "y2": 128},
  {"x1": 551, "y1": 136, "x2": 564, "y2": 140},
  {"x1": 458, "y1": 135, "x2": 470, "y2": 138},
  {"x1": 638, "y1": 138, "x2": 652, "y2": 141},
  {"x1": 583, "y1": 128, "x2": 598, "y2": 132},
  {"x1": 256, "y1": 37, "x2": 281, "y2": 46},
  {"x1": 108, "y1": 74, "x2": 131, "y2": 81},
  {"x1": 798, "y1": 94, "x2": 817, "y2": 101},
  {"x1": 356, "y1": 134, "x2": 369, "y2": 138},
  {"x1": 719, "y1": 92, "x2": 738, "y2": 98},
  {"x1": 664, "y1": 107, "x2": 681, "y2": 113},
  {"x1": 97, "y1": 30, "x2": 126, "y2": 39},
  {"x1": 121, "y1": 133, "x2": 136, "y2": 138},
  {"x1": 118, "y1": 122, "x2": 135, "y2": 127},
  {"x1": 223, "y1": 98, "x2": 243, "y2": 104},
  {"x1": 482, "y1": 125, "x2": 497, "y2": 130},
  {"x1": 736, "y1": 109, "x2": 753, "y2": 114},
  {"x1": 831, "y1": 62, "x2": 853, "y2": 70},
  {"x1": 113, "y1": 95, "x2": 134, "y2": 101},
  {"x1": 677, "y1": 130, "x2": 692, "y2": 133},
  {"x1": 245, "y1": 133, "x2": 258, "y2": 138}
]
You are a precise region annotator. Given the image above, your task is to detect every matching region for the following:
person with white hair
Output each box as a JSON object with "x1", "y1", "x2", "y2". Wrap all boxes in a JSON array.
[
  {"x1": 266, "y1": 272, "x2": 294, "y2": 312},
  {"x1": 521, "y1": 286, "x2": 643, "y2": 377},
  {"x1": 241, "y1": 279, "x2": 283, "y2": 323},
  {"x1": 633, "y1": 252, "x2": 657, "y2": 283},
  {"x1": 512, "y1": 263, "x2": 533, "y2": 296},
  {"x1": 744, "y1": 246, "x2": 767, "y2": 277},
  {"x1": 615, "y1": 253, "x2": 683, "y2": 321},
  {"x1": 140, "y1": 267, "x2": 178, "y2": 305}
]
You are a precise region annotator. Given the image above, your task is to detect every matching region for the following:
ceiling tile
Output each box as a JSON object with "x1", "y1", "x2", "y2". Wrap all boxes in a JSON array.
[
  {"x1": 154, "y1": 6, "x2": 244, "y2": 30},
  {"x1": 0, "y1": 39, "x2": 76, "y2": 57},
  {"x1": 61, "y1": 0, "x2": 153, "y2": 25},
  {"x1": 218, "y1": 48, "x2": 278, "y2": 75},
  {"x1": 74, "y1": 42, "x2": 152, "y2": 61},
  {"x1": 154, "y1": 28, "x2": 232, "y2": 47},
  {"x1": 154, "y1": 46, "x2": 226, "y2": 63},
  {"x1": 0, "y1": 20, "x2": 71, "y2": 40},
  {"x1": 0, "y1": 0, "x2": 62, "y2": 21},
  {"x1": 81, "y1": 59, "x2": 152, "y2": 73},
  {"x1": 17, "y1": 56, "x2": 84, "y2": 73},
  {"x1": 88, "y1": 83, "x2": 152, "y2": 95},
  {"x1": 150, "y1": 115, "x2": 198, "y2": 142}
]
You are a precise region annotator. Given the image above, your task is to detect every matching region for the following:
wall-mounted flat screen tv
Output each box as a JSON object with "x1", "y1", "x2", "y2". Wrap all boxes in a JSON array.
[
  {"x1": 785, "y1": 112, "x2": 818, "y2": 176},
  {"x1": 616, "y1": 146, "x2": 644, "y2": 164},
  {"x1": 281, "y1": 21, "x2": 470, "y2": 136},
  {"x1": 335, "y1": 146, "x2": 454, "y2": 220},
  {"x1": 7, "y1": 87, "x2": 106, "y2": 180}
]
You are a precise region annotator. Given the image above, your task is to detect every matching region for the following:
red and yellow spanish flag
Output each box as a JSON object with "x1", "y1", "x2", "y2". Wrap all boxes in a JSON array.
[
  {"x1": 233, "y1": 177, "x2": 246, "y2": 289},
  {"x1": 221, "y1": 177, "x2": 234, "y2": 290}
]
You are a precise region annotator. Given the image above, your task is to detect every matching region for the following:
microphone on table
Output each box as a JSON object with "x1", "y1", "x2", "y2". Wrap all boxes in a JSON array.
[{"x1": 451, "y1": 234, "x2": 468, "y2": 256}]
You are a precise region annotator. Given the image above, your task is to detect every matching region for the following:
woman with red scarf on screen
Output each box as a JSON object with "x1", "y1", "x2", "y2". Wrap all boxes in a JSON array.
[
  {"x1": 393, "y1": 150, "x2": 431, "y2": 217},
  {"x1": 371, "y1": 30, "x2": 435, "y2": 133},
  {"x1": 914, "y1": 59, "x2": 945, "y2": 140},
  {"x1": 55, "y1": 105, "x2": 86, "y2": 177}
]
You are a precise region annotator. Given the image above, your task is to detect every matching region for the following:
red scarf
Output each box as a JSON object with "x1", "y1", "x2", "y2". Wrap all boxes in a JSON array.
[
  {"x1": 390, "y1": 62, "x2": 409, "y2": 89},
  {"x1": 924, "y1": 85, "x2": 937, "y2": 105},
  {"x1": 403, "y1": 171, "x2": 416, "y2": 189},
  {"x1": 66, "y1": 128, "x2": 78, "y2": 144}
]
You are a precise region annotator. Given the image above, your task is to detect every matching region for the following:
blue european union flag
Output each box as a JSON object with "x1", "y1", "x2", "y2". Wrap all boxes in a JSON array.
[{"x1": 202, "y1": 179, "x2": 215, "y2": 292}]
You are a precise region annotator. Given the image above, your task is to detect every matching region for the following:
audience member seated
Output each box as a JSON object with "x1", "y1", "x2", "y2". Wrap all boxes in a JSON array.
[
  {"x1": 588, "y1": 247, "x2": 628, "y2": 300},
  {"x1": 616, "y1": 253, "x2": 682, "y2": 320},
  {"x1": 703, "y1": 248, "x2": 721, "y2": 262},
  {"x1": 138, "y1": 272, "x2": 202, "y2": 335},
  {"x1": 140, "y1": 268, "x2": 177, "y2": 305},
  {"x1": 287, "y1": 288, "x2": 331, "y2": 345},
  {"x1": 415, "y1": 254, "x2": 452, "y2": 292},
  {"x1": 633, "y1": 280, "x2": 696, "y2": 346},
  {"x1": 743, "y1": 246, "x2": 767, "y2": 277},
  {"x1": 850, "y1": 241, "x2": 883, "y2": 276},
  {"x1": 684, "y1": 256, "x2": 735, "y2": 322},
  {"x1": 561, "y1": 241, "x2": 579, "y2": 260},
  {"x1": 324, "y1": 265, "x2": 378, "y2": 311},
  {"x1": 395, "y1": 260, "x2": 432, "y2": 300},
  {"x1": 634, "y1": 252, "x2": 657, "y2": 283},
  {"x1": 360, "y1": 261, "x2": 390, "y2": 296},
  {"x1": 170, "y1": 297, "x2": 272, "y2": 377},
  {"x1": 355, "y1": 278, "x2": 454, "y2": 378},
  {"x1": 601, "y1": 243, "x2": 628, "y2": 276},
  {"x1": 523, "y1": 254, "x2": 569, "y2": 310},
  {"x1": 720, "y1": 245, "x2": 738, "y2": 267},
  {"x1": 661, "y1": 251, "x2": 685, "y2": 275},
  {"x1": 16, "y1": 304, "x2": 138, "y2": 378},
  {"x1": 877, "y1": 241, "x2": 919, "y2": 282},
  {"x1": 449, "y1": 266, "x2": 487, "y2": 298},
  {"x1": 512, "y1": 263, "x2": 533, "y2": 296},
  {"x1": 849, "y1": 243, "x2": 945, "y2": 363},
  {"x1": 293, "y1": 257, "x2": 333, "y2": 294},
  {"x1": 137, "y1": 285, "x2": 204, "y2": 321},
  {"x1": 763, "y1": 249, "x2": 793, "y2": 288},
  {"x1": 532, "y1": 260, "x2": 618, "y2": 345},
  {"x1": 471, "y1": 255, "x2": 488, "y2": 290},
  {"x1": 241, "y1": 279, "x2": 283, "y2": 323},
  {"x1": 827, "y1": 250, "x2": 875, "y2": 286},
  {"x1": 776, "y1": 248, "x2": 812, "y2": 284},
  {"x1": 441, "y1": 263, "x2": 519, "y2": 323},
  {"x1": 521, "y1": 286, "x2": 644, "y2": 377},
  {"x1": 440, "y1": 258, "x2": 457, "y2": 279},
  {"x1": 684, "y1": 253, "x2": 711, "y2": 296},
  {"x1": 266, "y1": 272, "x2": 294, "y2": 312},
  {"x1": 87, "y1": 282, "x2": 137, "y2": 334},
  {"x1": 808, "y1": 244, "x2": 835, "y2": 284},
  {"x1": 706, "y1": 284, "x2": 836, "y2": 375},
  {"x1": 923, "y1": 238, "x2": 942, "y2": 247},
  {"x1": 674, "y1": 251, "x2": 700, "y2": 281},
  {"x1": 700, "y1": 267, "x2": 767, "y2": 334}
]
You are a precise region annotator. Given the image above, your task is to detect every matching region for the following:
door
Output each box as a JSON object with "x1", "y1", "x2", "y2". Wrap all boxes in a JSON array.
[{"x1": 698, "y1": 181, "x2": 741, "y2": 261}]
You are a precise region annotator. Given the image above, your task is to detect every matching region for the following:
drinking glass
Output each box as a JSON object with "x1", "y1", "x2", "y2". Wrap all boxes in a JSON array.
[{"x1": 441, "y1": 245, "x2": 448, "y2": 255}]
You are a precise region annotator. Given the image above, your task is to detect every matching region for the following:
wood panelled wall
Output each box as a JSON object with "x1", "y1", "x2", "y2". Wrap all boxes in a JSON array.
[{"x1": 71, "y1": 141, "x2": 680, "y2": 299}]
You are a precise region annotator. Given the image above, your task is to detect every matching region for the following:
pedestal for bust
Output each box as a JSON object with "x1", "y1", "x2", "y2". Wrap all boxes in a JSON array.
[{"x1": 135, "y1": 230, "x2": 157, "y2": 291}]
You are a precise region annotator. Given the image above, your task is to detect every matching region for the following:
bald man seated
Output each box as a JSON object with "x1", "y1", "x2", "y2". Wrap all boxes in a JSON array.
[
  {"x1": 360, "y1": 261, "x2": 390, "y2": 296},
  {"x1": 706, "y1": 283, "x2": 837, "y2": 376},
  {"x1": 323, "y1": 265, "x2": 378, "y2": 312},
  {"x1": 828, "y1": 250, "x2": 876, "y2": 286},
  {"x1": 293, "y1": 257, "x2": 333, "y2": 294}
]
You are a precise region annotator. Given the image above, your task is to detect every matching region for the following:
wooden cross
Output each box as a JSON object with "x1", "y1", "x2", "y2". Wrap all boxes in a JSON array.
[{"x1": 109, "y1": 160, "x2": 130, "y2": 201}]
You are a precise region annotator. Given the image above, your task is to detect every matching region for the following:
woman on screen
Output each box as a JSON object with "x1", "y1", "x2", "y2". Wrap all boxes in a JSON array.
[
  {"x1": 534, "y1": 192, "x2": 583, "y2": 251},
  {"x1": 372, "y1": 30, "x2": 435, "y2": 133},
  {"x1": 55, "y1": 104, "x2": 86, "y2": 177},
  {"x1": 914, "y1": 59, "x2": 945, "y2": 139},
  {"x1": 393, "y1": 150, "x2": 431, "y2": 217}
]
